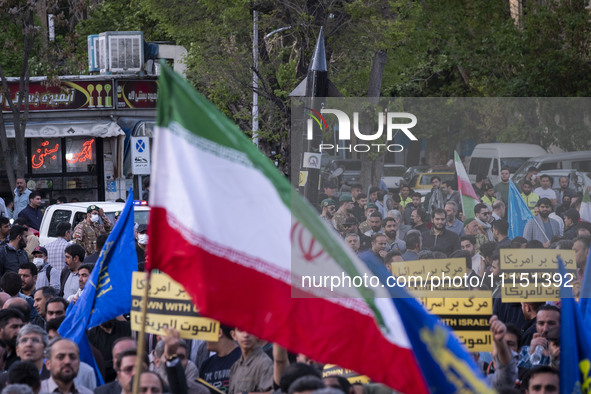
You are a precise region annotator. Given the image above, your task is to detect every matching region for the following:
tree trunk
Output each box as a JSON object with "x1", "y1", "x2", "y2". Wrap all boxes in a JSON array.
[{"x1": 360, "y1": 49, "x2": 387, "y2": 191}]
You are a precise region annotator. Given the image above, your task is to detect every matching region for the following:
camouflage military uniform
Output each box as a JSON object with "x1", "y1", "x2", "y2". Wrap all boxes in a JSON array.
[
  {"x1": 332, "y1": 211, "x2": 354, "y2": 234},
  {"x1": 73, "y1": 215, "x2": 112, "y2": 255},
  {"x1": 358, "y1": 220, "x2": 372, "y2": 234}
]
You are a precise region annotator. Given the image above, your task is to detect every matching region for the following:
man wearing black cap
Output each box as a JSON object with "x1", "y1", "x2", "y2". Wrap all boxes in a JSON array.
[
  {"x1": 319, "y1": 199, "x2": 336, "y2": 225},
  {"x1": 333, "y1": 195, "x2": 355, "y2": 234},
  {"x1": 72, "y1": 205, "x2": 112, "y2": 255},
  {"x1": 341, "y1": 217, "x2": 371, "y2": 252}
]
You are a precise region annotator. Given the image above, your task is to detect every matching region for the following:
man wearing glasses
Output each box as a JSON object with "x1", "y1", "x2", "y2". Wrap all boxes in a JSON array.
[
  {"x1": 474, "y1": 203, "x2": 494, "y2": 241},
  {"x1": 319, "y1": 199, "x2": 336, "y2": 225},
  {"x1": 342, "y1": 217, "x2": 371, "y2": 252}
]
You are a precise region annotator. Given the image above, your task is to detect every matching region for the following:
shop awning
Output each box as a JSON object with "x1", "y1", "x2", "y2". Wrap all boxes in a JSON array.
[{"x1": 3, "y1": 119, "x2": 125, "y2": 138}]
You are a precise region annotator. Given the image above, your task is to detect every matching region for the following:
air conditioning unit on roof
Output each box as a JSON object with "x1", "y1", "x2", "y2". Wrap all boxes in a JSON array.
[
  {"x1": 97, "y1": 31, "x2": 144, "y2": 74},
  {"x1": 87, "y1": 34, "x2": 100, "y2": 72}
]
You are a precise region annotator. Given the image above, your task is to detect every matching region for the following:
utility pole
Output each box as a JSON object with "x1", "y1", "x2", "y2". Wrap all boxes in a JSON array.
[
  {"x1": 302, "y1": 28, "x2": 328, "y2": 205},
  {"x1": 290, "y1": 28, "x2": 340, "y2": 205}
]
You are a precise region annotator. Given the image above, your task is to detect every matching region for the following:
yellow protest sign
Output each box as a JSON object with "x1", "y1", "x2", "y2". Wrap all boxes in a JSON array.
[
  {"x1": 500, "y1": 249, "x2": 576, "y2": 302},
  {"x1": 420, "y1": 292, "x2": 492, "y2": 352},
  {"x1": 390, "y1": 258, "x2": 467, "y2": 295},
  {"x1": 131, "y1": 272, "x2": 219, "y2": 341}
]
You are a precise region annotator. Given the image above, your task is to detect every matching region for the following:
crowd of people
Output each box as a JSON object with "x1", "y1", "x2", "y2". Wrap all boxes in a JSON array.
[
  {"x1": 317, "y1": 167, "x2": 591, "y2": 392},
  {"x1": 0, "y1": 167, "x2": 586, "y2": 393}
]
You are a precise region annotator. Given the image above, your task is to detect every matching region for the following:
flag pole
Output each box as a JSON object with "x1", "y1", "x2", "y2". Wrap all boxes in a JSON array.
[{"x1": 132, "y1": 269, "x2": 152, "y2": 394}]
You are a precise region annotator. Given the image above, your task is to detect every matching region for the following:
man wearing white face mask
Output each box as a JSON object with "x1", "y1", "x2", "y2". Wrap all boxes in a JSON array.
[
  {"x1": 72, "y1": 205, "x2": 112, "y2": 256},
  {"x1": 32, "y1": 247, "x2": 60, "y2": 291},
  {"x1": 135, "y1": 224, "x2": 148, "y2": 269}
]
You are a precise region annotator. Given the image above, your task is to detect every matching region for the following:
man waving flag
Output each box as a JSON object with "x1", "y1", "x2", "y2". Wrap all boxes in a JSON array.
[{"x1": 148, "y1": 63, "x2": 492, "y2": 393}]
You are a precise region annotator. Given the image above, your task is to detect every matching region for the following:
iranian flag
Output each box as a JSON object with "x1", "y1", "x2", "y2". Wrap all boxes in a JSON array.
[
  {"x1": 148, "y1": 65, "x2": 491, "y2": 393},
  {"x1": 454, "y1": 151, "x2": 480, "y2": 220}
]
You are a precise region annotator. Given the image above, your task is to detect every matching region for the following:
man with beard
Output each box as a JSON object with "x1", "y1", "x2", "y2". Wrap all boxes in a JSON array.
[
  {"x1": 421, "y1": 208, "x2": 460, "y2": 257},
  {"x1": 423, "y1": 176, "x2": 445, "y2": 216},
  {"x1": 533, "y1": 175, "x2": 557, "y2": 206},
  {"x1": 563, "y1": 208, "x2": 580, "y2": 240},
  {"x1": 493, "y1": 167, "x2": 511, "y2": 204},
  {"x1": 40, "y1": 338, "x2": 93, "y2": 393},
  {"x1": 523, "y1": 198, "x2": 560, "y2": 247},
  {"x1": 0, "y1": 308, "x2": 24, "y2": 370},
  {"x1": 351, "y1": 192, "x2": 368, "y2": 223},
  {"x1": 319, "y1": 199, "x2": 336, "y2": 225},
  {"x1": 60, "y1": 244, "x2": 85, "y2": 299},
  {"x1": 474, "y1": 203, "x2": 494, "y2": 241},
  {"x1": 411, "y1": 208, "x2": 429, "y2": 233},
  {"x1": 403, "y1": 192, "x2": 422, "y2": 226},
  {"x1": 0, "y1": 226, "x2": 29, "y2": 277},
  {"x1": 12, "y1": 179, "x2": 31, "y2": 218},
  {"x1": 0, "y1": 217, "x2": 10, "y2": 246},
  {"x1": 460, "y1": 235, "x2": 484, "y2": 275},
  {"x1": 32, "y1": 286, "x2": 58, "y2": 329},
  {"x1": 363, "y1": 212, "x2": 383, "y2": 237},
  {"x1": 520, "y1": 181, "x2": 540, "y2": 216},
  {"x1": 332, "y1": 195, "x2": 355, "y2": 234},
  {"x1": 444, "y1": 201, "x2": 464, "y2": 236},
  {"x1": 555, "y1": 176, "x2": 576, "y2": 203},
  {"x1": 17, "y1": 192, "x2": 43, "y2": 231},
  {"x1": 382, "y1": 217, "x2": 406, "y2": 254},
  {"x1": 386, "y1": 210, "x2": 411, "y2": 242},
  {"x1": 358, "y1": 203, "x2": 378, "y2": 234},
  {"x1": 359, "y1": 234, "x2": 388, "y2": 269}
]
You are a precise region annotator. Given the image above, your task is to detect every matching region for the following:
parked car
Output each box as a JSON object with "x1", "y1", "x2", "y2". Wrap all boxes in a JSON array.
[
  {"x1": 382, "y1": 164, "x2": 407, "y2": 190},
  {"x1": 512, "y1": 151, "x2": 591, "y2": 186},
  {"x1": 39, "y1": 201, "x2": 150, "y2": 246},
  {"x1": 409, "y1": 172, "x2": 456, "y2": 196},
  {"x1": 466, "y1": 143, "x2": 547, "y2": 184},
  {"x1": 403, "y1": 165, "x2": 430, "y2": 185}
]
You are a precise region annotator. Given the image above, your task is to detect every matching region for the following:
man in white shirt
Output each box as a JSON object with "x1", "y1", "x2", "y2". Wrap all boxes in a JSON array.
[{"x1": 533, "y1": 175, "x2": 557, "y2": 206}]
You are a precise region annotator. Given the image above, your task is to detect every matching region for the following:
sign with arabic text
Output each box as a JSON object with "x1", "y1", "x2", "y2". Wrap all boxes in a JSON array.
[
  {"x1": 1, "y1": 80, "x2": 114, "y2": 112},
  {"x1": 116, "y1": 80, "x2": 158, "y2": 109},
  {"x1": 420, "y1": 293, "x2": 493, "y2": 352},
  {"x1": 390, "y1": 258, "x2": 467, "y2": 296},
  {"x1": 130, "y1": 272, "x2": 219, "y2": 341},
  {"x1": 500, "y1": 249, "x2": 576, "y2": 302}
]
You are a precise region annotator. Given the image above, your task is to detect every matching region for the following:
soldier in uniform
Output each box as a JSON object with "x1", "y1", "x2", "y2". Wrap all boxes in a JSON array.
[
  {"x1": 332, "y1": 195, "x2": 355, "y2": 234},
  {"x1": 72, "y1": 205, "x2": 112, "y2": 255}
]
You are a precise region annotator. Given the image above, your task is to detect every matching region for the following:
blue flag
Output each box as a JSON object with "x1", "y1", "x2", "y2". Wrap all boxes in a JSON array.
[
  {"x1": 367, "y1": 263, "x2": 494, "y2": 393},
  {"x1": 58, "y1": 191, "x2": 138, "y2": 385},
  {"x1": 507, "y1": 179, "x2": 533, "y2": 239},
  {"x1": 579, "y1": 246, "x2": 591, "y2": 324},
  {"x1": 558, "y1": 256, "x2": 591, "y2": 393}
]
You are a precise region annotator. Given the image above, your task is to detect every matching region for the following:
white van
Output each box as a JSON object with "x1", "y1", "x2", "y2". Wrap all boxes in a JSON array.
[
  {"x1": 466, "y1": 143, "x2": 547, "y2": 184},
  {"x1": 512, "y1": 151, "x2": 591, "y2": 186},
  {"x1": 38, "y1": 201, "x2": 150, "y2": 246}
]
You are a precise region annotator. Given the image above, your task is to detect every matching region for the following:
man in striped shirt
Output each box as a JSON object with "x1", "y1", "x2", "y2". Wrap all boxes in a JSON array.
[{"x1": 45, "y1": 222, "x2": 71, "y2": 272}]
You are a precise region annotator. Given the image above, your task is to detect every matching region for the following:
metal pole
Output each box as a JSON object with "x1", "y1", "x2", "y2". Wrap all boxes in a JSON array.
[{"x1": 252, "y1": 10, "x2": 259, "y2": 147}]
